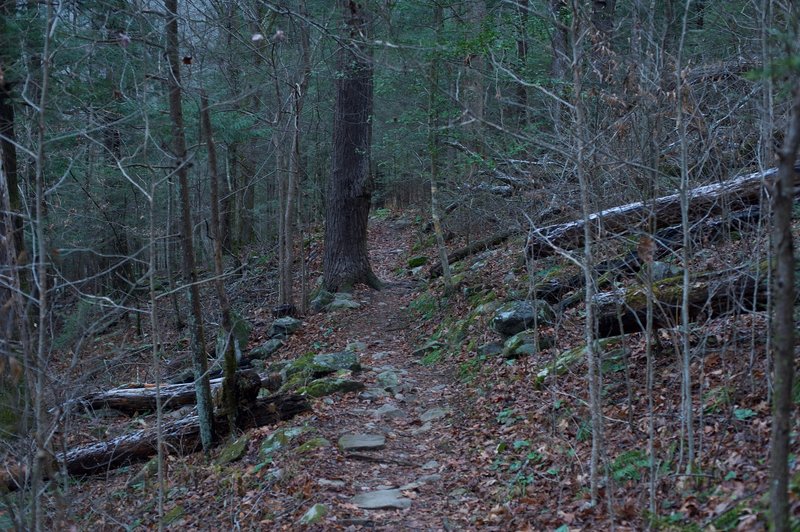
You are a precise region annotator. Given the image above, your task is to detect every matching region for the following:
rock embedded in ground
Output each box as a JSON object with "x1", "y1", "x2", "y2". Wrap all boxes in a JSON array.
[
  {"x1": 490, "y1": 301, "x2": 555, "y2": 337},
  {"x1": 346, "y1": 340, "x2": 367, "y2": 352},
  {"x1": 298, "y1": 377, "x2": 365, "y2": 398},
  {"x1": 338, "y1": 433, "x2": 386, "y2": 451},
  {"x1": 250, "y1": 338, "x2": 284, "y2": 360},
  {"x1": 376, "y1": 370, "x2": 401, "y2": 391},
  {"x1": 327, "y1": 292, "x2": 361, "y2": 310},
  {"x1": 317, "y1": 478, "x2": 346, "y2": 489},
  {"x1": 360, "y1": 387, "x2": 388, "y2": 401},
  {"x1": 420, "y1": 407, "x2": 449, "y2": 422},
  {"x1": 295, "y1": 437, "x2": 331, "y2": 454},
  {"x1": 269, "y1": 316, "x2": 303, "y2": 338},
  {"x1": 477, "y1": 341, "x2": 503, "y2": 357},
  {"x1": 411, "y1": 422, "x2": 432, "y2": 435},
  {"x1": 298, "y1": 503, "x2": 328, "y2": 525},
  {"x1": 215, "y1": 435, "x2": 250, "y2": 465},
  {"x1": 310, "y1": 289, "x2": 335, "y2": 312},
  {"x1": 311, "y1": 351, "x2": 361, "y2": 376},
  {"x1": 421, "y1": 460, "x2": 439, "y2": 470},
  {"x1": 373, "y1": 403, "x2": 404, "y2": 419},
  {"x1": 371, "y1": 351, "x2": 392, "y2": 361},
  {"x1": 351, "y1": 489, "x2": 412, "y2": 510},
  {"x1": 502, "y1": 330, "x2": 554, "y2": 359}
]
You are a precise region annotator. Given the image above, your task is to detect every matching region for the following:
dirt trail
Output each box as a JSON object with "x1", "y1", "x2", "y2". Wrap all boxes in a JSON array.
[{"x1": 273, "y1": 219, "x2": 470, "y2": 529}]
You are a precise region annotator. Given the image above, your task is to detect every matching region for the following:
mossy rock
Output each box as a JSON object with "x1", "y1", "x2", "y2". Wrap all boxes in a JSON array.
[
  {"x1": 299, "y1": 503, "x2": 328, "y2": 525},
  {"x1": 407, "y1": 256, "x2": 428, "y2": 268},
  {"x1": 162, "y1": 505, "x2": 184, "y2": 526},
  {"x1": 503, "y1": 330, "x2": 554, "y2": 359},
  {"x1": 534, "y1": 337, "x2": 621, "y2": 386},
  {"x1": 491, "y1": 300, "x2": 555, "y2": 337},
  {"x1": 250, "y1": 338, "x2": 285, "y2": 360},
  {"x1": 327, "y1": 293, "x2": 361, "y2": 310},
  {"x1": 260, "y1": 426, "x2": 311, "y2": 456},
  {"x1": 215, "y1": 435, "x2": 250, "y2": 465},
  {"x1": 310, "y1": 289, "x2": 335, "y2": 312},
  {"x1": 295, "y1": 437, "x2": 331, "y2": 454},
  {"x1": 298, "y1": 378, "x2": 365, "y2": 398},
  {"x1": 269, "y1": 316, "x2": 303, "y2": 338},
  {"x1": 310, "y1": 351, "x2": 361, "y2": 376},
  {"x1": 477, "y1": 341, "x2": 503, "y2": 357}
]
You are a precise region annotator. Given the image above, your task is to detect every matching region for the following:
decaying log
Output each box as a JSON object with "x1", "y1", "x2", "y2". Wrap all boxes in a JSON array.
[
  {"x1": 526, "y1": 167, "x2": 796, "y2": 259},
  {"x1": 72, "y1": 370, "x2": 261, "y2": 416},
  {"x1": 2, "y1": 393, "x2": 310, "y2": 491},
  {"x1": 593, "y1": 264, "x2": 770, "y2": 339},
  {"x1": 428, "y1": 230, "x2": 515, "y2": 279},
  {"x1": 550, "y1": 205, "x2": 766, "y2": 311}
]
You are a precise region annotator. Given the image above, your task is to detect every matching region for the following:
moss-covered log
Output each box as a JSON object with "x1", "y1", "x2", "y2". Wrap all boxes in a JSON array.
[
  {"x1": 526, "y1": 168, "x2": 795, "y2": 259},
  {"x1": 594, "y1": 264, "x2": 771, "y2": 338},
  {"x1": 2, "y1": 393, "x2": 310, "y2": 491}
]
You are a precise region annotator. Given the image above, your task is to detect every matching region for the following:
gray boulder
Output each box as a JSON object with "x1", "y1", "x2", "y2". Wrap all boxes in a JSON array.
[
  {"x1": 491, "y1": 300, "x2": 554, "y2": 337},
  {"x1": 250, "y1": 338, "x2": 284, "y2": 360},
  {"x1": 327, "y1": 292, "x2": 361, "y2": 310},
  {"x1": 269, "y1": 316, "x2": 302, "y2": 338},
  {"x1": 311, "y1": 351, "x2": 361, "y2": 376},
  {"x1": 310, "y1": 290, "x2": 335, "y2": 312}
]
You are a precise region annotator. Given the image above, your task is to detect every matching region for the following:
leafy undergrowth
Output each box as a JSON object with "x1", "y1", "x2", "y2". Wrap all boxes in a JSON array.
[{"x1": 12, "y1": 208, "x2": 800, "y2": 531}]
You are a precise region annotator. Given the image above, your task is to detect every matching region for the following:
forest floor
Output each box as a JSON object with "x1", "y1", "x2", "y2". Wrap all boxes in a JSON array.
[{"x1": 15, "y1": 210, "x2": 800, "y2": 530}]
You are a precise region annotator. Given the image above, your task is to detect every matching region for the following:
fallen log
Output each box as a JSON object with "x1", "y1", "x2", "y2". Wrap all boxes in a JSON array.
[
  {"x1": 593, "y1": 263, "x2": 770, "y2": 339},
  {"x1": 2, "y1": 392, "x2": 310, "y2": 491},
  {"x1": 71, "y1": 370, "x2": 262, "y2": 416},
  {"x1": 552, "y1": 205, "x2": 766, "y2": 311},
  {"x1": 526, "y1": 167, "x2": 795, "y2": 259},
  {"x1": 428, "y1": 230, "x2": 515, "y2": 279}
]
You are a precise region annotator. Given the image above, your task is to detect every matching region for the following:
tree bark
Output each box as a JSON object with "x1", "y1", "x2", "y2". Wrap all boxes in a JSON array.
[
  {"x1": 72, "y1": 370, "x2": 262, "y2": 416},
  {"x1": 323, "y1": 0, "x2": 380, "y2": 292},
  {"x1": 526, "y1": 168, "x2": 795, "y2": 259},
  {"x1": 2, "y1": 393, "x2": 310, "y2": 491},
  {"x1": 769, "y1": 75, "x2": 800, "y2": 532},
  {"x1": 165, "y1": 0, "x2": 214, "y2": 452},
  {"x1": 201, "y1": 91, "x2": 238, "y2": 433}
]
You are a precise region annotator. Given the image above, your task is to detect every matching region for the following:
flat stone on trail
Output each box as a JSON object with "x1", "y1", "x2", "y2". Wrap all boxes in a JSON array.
[
  {"x1": 360, "y1": 387, "x2": 387, "y2": 401},
  {"x1": 338, "y1": 433, "x2": 386, "y2": 451},
  {"x1": 422, "y1": 460, "x2": 439, "y2": 470},
  {"x1": 420, "y1": 407, "x2": 449, "y2": 422},
  {"x1": 351, "y1": 489, "x2": 412, "y2": 510},
  {"x1": 373, "y1": 403, "x2": 404, "y2": 419}
]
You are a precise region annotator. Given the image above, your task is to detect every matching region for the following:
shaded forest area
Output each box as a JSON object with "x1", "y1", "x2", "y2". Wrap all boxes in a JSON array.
[{"x1": 1, "y1": 0, "x2": 799, "y2": 529}]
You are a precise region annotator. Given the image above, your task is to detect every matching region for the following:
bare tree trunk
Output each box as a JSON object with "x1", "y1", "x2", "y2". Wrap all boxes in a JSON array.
[
  {"x1": 429, "y1": 3, "x2": 452, "y2": 294},
  {"x1": 323, "y1": 0, "x2": 381, "y2": 293},
  {"x1": 569, "y1": 0, "x2": 603, "y2": 505},
  {"x1": 165, "y1": 0, "x2": 213, "y2": 452},
  {"x1": 29, "y1": 4, "x2": 56, "y2": 528},
  {"x1": 769, "y1": 76, "x2": 800, "y2": 532},
  {"x1": 675, "y1": 0, "x2": 694, "y2": 473},
  {"x1": 201, "y1": 91, "x2": 237, "y2": 433}
]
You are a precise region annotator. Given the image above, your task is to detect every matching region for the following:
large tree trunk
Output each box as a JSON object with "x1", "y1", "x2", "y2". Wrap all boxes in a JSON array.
[
  {"x1": 2, "y1": 393, "x2": 310, "y2": 491},
  {"x1": 165, "y1": 0, "x2": 214, "y2": 451},
  {"x1": 526, "y1": 168, "x2": 796, "y2": 259},
  {"x1": 323, "y1": 0, "x2": 380, "y2": 292}
]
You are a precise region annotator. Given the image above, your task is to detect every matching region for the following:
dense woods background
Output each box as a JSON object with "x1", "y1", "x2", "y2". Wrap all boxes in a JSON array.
[{"x1": 1, "y1": 0, "x2": 799, "y2": 529}]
